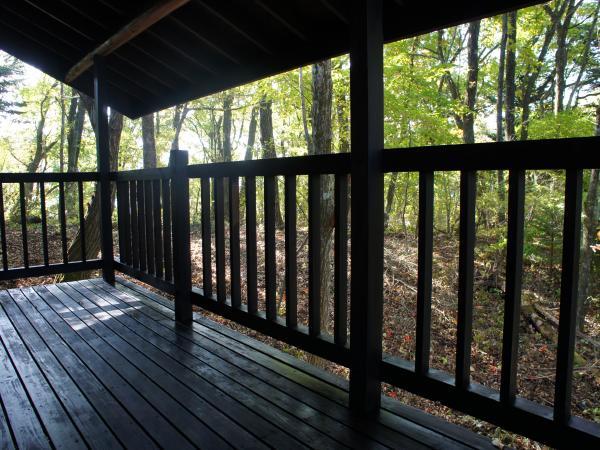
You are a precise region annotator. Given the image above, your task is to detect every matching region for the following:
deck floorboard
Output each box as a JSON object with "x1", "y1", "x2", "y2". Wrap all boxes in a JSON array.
[{"x1": 0, "y1": 278, "x2": 494, "y2": 450}]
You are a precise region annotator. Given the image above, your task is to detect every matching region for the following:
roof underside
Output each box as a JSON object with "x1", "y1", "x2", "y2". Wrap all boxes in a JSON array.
[{"x1": 0, "y1": 0, "x2": 544, "y2": 119}]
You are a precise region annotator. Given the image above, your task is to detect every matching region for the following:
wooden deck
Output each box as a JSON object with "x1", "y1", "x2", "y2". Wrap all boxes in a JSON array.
[{"x1": 0, "y1": 278, "x2": 493, "y2": 450}]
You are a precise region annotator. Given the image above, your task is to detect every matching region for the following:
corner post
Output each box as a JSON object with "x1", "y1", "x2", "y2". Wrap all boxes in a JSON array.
[
  {"x1": 349, "y1": 0, "x2": 384, "y2": 415},
  {"x1": 169, "y1": 149, "x2": 193, "y2": 324},
  {"x1": 94, "y1": 55, "x2": 115, "y2": 284}
]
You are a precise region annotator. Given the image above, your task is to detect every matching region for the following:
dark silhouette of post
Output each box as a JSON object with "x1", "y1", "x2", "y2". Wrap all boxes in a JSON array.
[{"x1": 169, "y1": 149, "x2": 192, "y2": 323}]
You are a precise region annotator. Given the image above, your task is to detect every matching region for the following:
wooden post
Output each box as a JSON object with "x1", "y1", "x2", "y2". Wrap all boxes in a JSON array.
[
  {"x1": 349, "y1": 0, "x2": 384, "y2": 415},
  {"x1": 169, "y1": 149, "x2": 192, "y2": 324},
  {"x1": 94, "y1": 55, "x2": 115, "y2": 284}
]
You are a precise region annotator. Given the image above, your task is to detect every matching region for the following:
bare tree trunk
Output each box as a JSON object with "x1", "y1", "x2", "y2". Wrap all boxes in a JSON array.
[
  {"x1": 299, "y1": 67, "x2": 313, "y2": 154},
  {"x1": 554, "y1": 0, "x2": 578, "y2": 115},
  {"x1": 384, "y1": 173, "x2": 398, "y2": 230},
  {"x1": 171, "y1": 103, "x2": 189, "y2": 150},
  {"x1": 142, "y1": 113, "x2": 157, "y2": 168},
  {"x1": 310, "y1": 60, "x2": 334, "y2": 347},
  {"x1": 259, "y1": 97, "x2": 284, "y2": 229},
  {"x1": 505, "y1": 11, "x2": 517, "y2": 142},
  {"x1": 496, "y1": 15, "x2": 507, "y2": 223},
  {"x1": 578, "y1": 107, "x2": 600, "y2": 331},
  {"x1": 462, "y1": 20, "x2": 480, "y2": 144}
]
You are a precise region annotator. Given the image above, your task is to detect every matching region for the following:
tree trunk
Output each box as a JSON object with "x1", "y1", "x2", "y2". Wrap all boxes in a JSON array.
[
  {"x1": 384, "y1": 173, "x2": 398, "y2": 230},
  {"x1": 310, "y1": 60, "x2": 335, "y2": 345},
  {"x1": 60, "y1": 106, "x2": 124, "y2": 281},
  {"x1": 505, "y1": 11, "x2": 517, "y2": 142},
  {"x1": 578, "y1": 107, "x2": 600, "y2": 331},
  {"x1": 142, "y1": 113, "x2": 157, "y2": 168},
  {"x1": 554, "y1": 0, "x2": 577, "y2": 115},
  {"x1": 496, "y1": 14, "x2": 507, "y2": 143},
  {"x1": 299, "y1": 67, "x2": 313, "y2": 154},
  {"x1": 462, "y1": 20, "x2": 480, "y2": 144},
  {"x1": 259, "y1": 97, "x2": 284, "y2": 229},
  {"x1": 171, "y1": 103, "x2": 189, "y2": 150}
]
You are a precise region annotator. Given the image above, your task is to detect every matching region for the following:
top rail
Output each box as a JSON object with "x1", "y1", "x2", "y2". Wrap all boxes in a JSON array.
[{"x1": 0, "y1": 171, "x2": 100, "y2": 183}]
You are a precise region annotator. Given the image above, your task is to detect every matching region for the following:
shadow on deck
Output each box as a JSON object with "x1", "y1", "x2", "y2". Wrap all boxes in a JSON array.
[{"x1": 0, "y1": 277, "x2": 493, "y2": 449}]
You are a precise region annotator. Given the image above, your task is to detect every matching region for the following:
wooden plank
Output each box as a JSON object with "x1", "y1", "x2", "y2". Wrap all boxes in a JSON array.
[
  {"x1": 77, "y1": 181, "x2": 87, "y2": 262},
  {"x1": 19, "y1": 182, "x2": 29, "y2": 268},
  {"x1": 152, "y1": 180, "x2": 164, "y2": 278},
  {"x1": 500, "y1": 169, "x2": 525, "y2": 404},
  {"x1": 284, "y1": 175, "x2": 297, "y2": 328},
  {"x1": 1, "y1": 291, "x2": 120, "y2": 449},
  {"x1": 48, "y1": 283, "x2": 266, "y2": 449},
  {"x1": 74, "y1": 281, "x2": 327, "y2": 450},
  {"x1": 348, "y1": 0, "x2": 385, "y2": 414},
  {"x1": 136, "y1": 179, "x2": 147, "y2": 272},
  {"x1": 58, "y1": 181, "x2": 68, "y2": 264},
  {"x1": 144, "y1": 180, "x2": 155, "y2": 275},
  {"x1": 107, "y1": 278, "x2": 450, "y2": 450},
  {"x1": 308, "y1": 174, "x2": 321, "y2": 337},
  {"x1": 0, "y1": 293, "x2": 83, "y2": 449},
  {"x1": 229, "y1": 177, "x2": 241, "y2": 308},
  {"x1": 12, "y1": 287, "x2": 158, "y2": 449},
  {"x1": 0, "y1": 319, "x2": 48, "y2": 449},
  {"x1": 27, "y1": 285, "x2": 194, "y2": 449},
  {"x1": 94, "y1": 57, "x2": 115, "y2": 284},
  {"x1": 130, "y1": 181, "x2": 140, "y2": 269},
  {"x1": 0, "y1": 261, "x2": 103, "y2": 282},
  {"x1": 201, "y1": 177, "x2": 212, "y2": 297},
  {"x1": 213, "y1": 177, "x2": 226, "y2": 303},
  {"x1": 0, "y1": 183, "x2": 7, "y2": 270},
  {"x1": 246, "y1": 176, "x2": 258, "y2": 313},
  {"x1": 415, "y1": 171, "x2": 434, "y2": 374},
  {"x1": 456, "y1": 170, "x2": 477, "y2": 389},
  {"x1": 0, "y1": 172, "x2": 100, "y2": 183},
  {"x1": 65, "y1": 0, "x2": 191, "y2": 82},
  {"x1": 162, "y1": 178, "x2": 173, "y2": 282},
  {"x1": 334, "y1": 174, "x2": 348, "y2": 346},
  {"x1": 39, "y1": 182, "x2": 49, "y2": 266},
  {"x1": 264, "y1": 175, "x2": 277, "y2": 321},
  {"x1": 554, "y1": 169, "x2": 583, "y2": 425},
  {"x1": 80, "y1": 280, "x2": 401, "y2": 450}
]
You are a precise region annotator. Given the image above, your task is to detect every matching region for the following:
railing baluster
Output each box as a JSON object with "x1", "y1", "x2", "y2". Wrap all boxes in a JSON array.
[
  {"x1": 39, "y1": 182, "x2": 49, "y2": 266},
  {"x1": 308, "y1": 174, "x2": 321, "y2": 337},
  {"x1": 246, "y1": 176, "x2": 258, "y2": 314},
  {"x1": 214, "y1": 177, "x2": 226, "y2": 303},
  {"x1": 0, "y1": 183, "x2": 6, "y2": 271},
  {"x1": 456, "y1": 170, "x2": 476, "y2": 389},
  {"x1": 77, "y1": 181, "x2": 87, "y2": 262},
  {"x1": 137, "y1": 179, "x2": 147, "y2": 272},
  {"x1": 554, "y1": 169, "x2": 583, "y2": 425},
  {"x1": 415, "y1": 171, "x2": 434, "y2": 373},
  {"x1": 58, "y1": 182, "x2": 68, "y2": 264},
  {"x1": 264, "y1": 175, "x2": 277, "y2": 320},
  {"x1": 285, "y1": 175, "x2": 297, "y2": 328},
  {"x1": 130, "y1": 181, "x2": 140, "y2": 269},
  {"x1": 153, "y1": 179, "x2": 164, "y2": 278},
  {"x1": 162, "y1": 178, "x2": 173, "y2": 282},
  {"x1": 500, "y1": 169, "x2": 525, "y2": 404},
  {"x1": 229, "y1": 176, "x2": 241, "y2": 309},
  {"x1": 144, "y1": 180, "x2": 155, "y2": 275},
  {"x1": 116, "y1": 181, "x2": 127, "y2": 265},
  {"x1": 334, "y1": 174, "x2": 348, "y2": 345},
  {"x1": 19, "y1": 182, "x2": 29, "y2": 268},
  {"x1": 201, "y1": 177, "x2": 212, "y2": 297}
]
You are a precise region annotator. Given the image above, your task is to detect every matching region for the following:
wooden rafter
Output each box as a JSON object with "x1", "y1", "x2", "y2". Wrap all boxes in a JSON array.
[{"x1": 65, "y1": 0, "x2": 190, "y2": 82}]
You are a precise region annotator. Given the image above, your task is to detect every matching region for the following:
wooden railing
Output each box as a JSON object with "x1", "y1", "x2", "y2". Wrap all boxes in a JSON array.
[
  {"x1": 113, "y1": 137, "x2": 600, "y2": 448},
  {"x1": 1, "y1": 136, "x2": 598, "y2": 447},
  {"x1": 0, "y1": 171, "x2": 102, "y2": 280}
]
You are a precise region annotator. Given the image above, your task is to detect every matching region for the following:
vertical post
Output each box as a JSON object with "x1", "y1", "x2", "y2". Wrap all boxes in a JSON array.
[
  {"x1": 349, "y1": 0, "x2": 384, "y2": 415},
  {"x1": 169, "y1": 149, "x2": 192, "y2": 324},
  {"x1": 94, "y1": 55, "x2": 115, "y2": 284}
]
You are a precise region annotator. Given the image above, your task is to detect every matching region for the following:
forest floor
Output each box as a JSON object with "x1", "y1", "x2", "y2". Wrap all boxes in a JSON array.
[{"x1": 1, "y1": 224, "x2": 598, "y2": 450}]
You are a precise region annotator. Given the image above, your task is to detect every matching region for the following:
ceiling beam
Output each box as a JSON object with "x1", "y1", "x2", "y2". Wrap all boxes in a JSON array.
[{"x1": 65, "y1": 0, "x2": 189, "y2": 82}]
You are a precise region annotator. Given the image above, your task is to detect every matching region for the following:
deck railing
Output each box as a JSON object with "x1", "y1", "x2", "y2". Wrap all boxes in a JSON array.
[
  {"x1": 1, "y1": 136, "x2": 599, "y2": 447},
  {"x1": 0, "y1": 171, "x2": 102, "y2": 280}
]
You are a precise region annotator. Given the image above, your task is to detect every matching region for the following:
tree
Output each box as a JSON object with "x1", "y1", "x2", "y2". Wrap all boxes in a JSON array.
[
  {"x1": 142, "y1": 113, "x2": 157, "y2": 168},
  {"x1": 0, "y1": 53, "x2": 23, "y2": 114},
  {"x1": 259, "y1": 97, "x2": 284, "y2": 229},
  {"x1": 505, "y1": 11, "x2": 517, "y2": 141}
]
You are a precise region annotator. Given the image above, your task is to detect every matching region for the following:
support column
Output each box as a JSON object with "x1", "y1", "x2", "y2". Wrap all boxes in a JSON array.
[
  {"x1": 94, "y1": 55, "x2": 115, "y2": 284},
  {"x1": 169, "y1": 149, "x2": 193, "y2": 324},
  {"x1": 349, "y1": 0, "x2": 385, "y2": 415}
]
